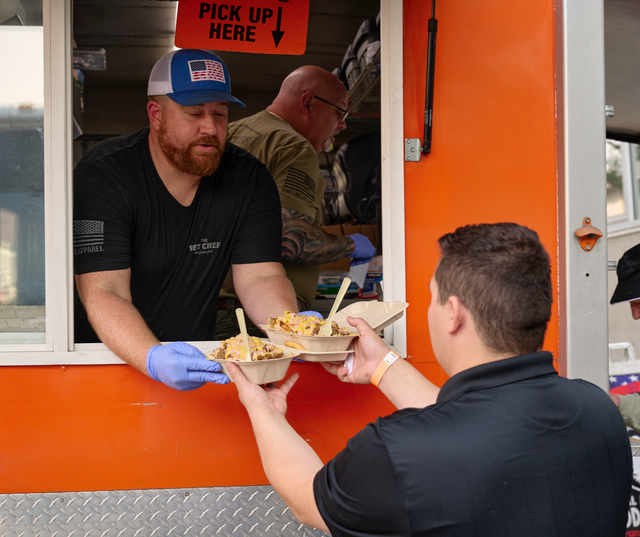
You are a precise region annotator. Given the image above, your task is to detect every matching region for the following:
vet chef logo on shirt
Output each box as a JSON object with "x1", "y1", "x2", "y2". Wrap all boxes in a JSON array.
[{"x1": 189, "y1": 238, "x2": 220, "y2": 255}]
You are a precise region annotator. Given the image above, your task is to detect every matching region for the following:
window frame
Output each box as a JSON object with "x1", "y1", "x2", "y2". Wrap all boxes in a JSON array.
[
  {"x1": 607, "y1": 139, "x2": 640, "y2": 236},
  {"x1": 0, "y1": 0, "x2": 407, "y2": 365}
]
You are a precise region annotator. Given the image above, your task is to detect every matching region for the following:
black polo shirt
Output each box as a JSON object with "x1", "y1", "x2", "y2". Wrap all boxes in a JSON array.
[{"x1": 314, "y1": 352, "x2": 632, "y2": 536}]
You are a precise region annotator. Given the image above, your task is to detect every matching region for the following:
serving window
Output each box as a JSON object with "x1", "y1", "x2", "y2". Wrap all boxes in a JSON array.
[{"x1": 0, "y1": 0, "x2": 407, "y2": 364}]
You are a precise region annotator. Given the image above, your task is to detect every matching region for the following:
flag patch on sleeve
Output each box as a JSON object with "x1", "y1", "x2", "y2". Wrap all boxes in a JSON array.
[
  {"x1": 282, "y1": 168, "x2": 316, "y2": 204},
  {"x1": 73, "y1": 220, "x2": 105, "y2": 254}
]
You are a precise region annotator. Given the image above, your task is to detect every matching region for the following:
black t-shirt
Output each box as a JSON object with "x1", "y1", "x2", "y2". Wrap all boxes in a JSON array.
[
  {"x1": 314, "y1": 352, "x2": 632, "y2": 536},
  {"x1": 73, "y1": 128, "x2": 282, "y2": 343}
]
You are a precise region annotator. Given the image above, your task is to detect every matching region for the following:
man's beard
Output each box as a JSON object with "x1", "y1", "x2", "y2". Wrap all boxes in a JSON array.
[{"x1": 157, "y1": 120, "x2": 226, "y2": 177}]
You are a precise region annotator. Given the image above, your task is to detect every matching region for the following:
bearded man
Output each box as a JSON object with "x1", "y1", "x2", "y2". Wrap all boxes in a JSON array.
[{"x1": 73, "y1": 49, "x2": 299, "y2": 391}]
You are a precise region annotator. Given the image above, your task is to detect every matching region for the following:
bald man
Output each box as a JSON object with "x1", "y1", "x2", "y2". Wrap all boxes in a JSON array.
[{"x1": 215, "y1": 66, "x2": 375, "y2": 338}]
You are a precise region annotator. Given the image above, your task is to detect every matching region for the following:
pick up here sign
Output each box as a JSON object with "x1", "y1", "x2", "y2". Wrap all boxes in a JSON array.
[{"x1": 175, "y1": 0, "x2": 310, "y2": 55}]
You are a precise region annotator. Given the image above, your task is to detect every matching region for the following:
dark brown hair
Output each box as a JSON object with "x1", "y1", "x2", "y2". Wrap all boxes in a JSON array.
[{"x1": 435, "y1": 223, "x2": 552, "y2": 355}]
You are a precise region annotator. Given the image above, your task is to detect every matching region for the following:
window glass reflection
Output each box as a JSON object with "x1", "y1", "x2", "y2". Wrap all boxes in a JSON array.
[
  {"x1": 606, "y1": 140, "x2": 625, "y2": 218},
  {"x1": 0, "y1": 14, "x2": 45, "y2": 341}
]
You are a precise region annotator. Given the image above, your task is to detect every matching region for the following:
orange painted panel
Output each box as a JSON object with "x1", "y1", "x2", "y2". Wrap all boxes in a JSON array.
[
  {"x1": 402, "y1": 0, "x2": 559, "y2": 371},
  {"x1": 0, "y1": 363, "x2": 393, "y2": 493},
  {"x1": 0, "y1": 0, "x2": 560, "y2": 494}
]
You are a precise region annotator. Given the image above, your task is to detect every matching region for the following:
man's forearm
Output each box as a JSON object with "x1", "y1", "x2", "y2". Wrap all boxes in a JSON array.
[
  {"x1": 246, "y1": 405, "x2": 328, "y2": 531},
  {"x1": 281, "y1": 209, "x2": 355, "y2": 265},
  {"x1": 337, "y1": 318, "x2": 441, "y2": 410},
  {"x1": 377, "y1": 359, "x2": 440, "y2": 410},
  {"x1": 84, "y1": 292, "x2": 159, "y2": 374},
  {"x1": 234, "y1": 263, "x2": 298, "y2": 326}
]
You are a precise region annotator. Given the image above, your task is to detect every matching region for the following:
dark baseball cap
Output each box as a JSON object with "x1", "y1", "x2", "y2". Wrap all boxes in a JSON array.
[{"x1": 611, "y1": 243, "x2": 640, "y2": 304}]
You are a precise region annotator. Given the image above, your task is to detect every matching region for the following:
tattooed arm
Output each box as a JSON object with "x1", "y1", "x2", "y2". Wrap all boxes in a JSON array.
[{"x1": 281, "y1": 209, "x2": 356, "y2": 265}]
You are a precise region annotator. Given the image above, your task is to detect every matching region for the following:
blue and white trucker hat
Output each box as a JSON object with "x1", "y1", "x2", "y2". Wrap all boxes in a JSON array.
[{"x1": 147, "y1": 49, "x2": 246, "y2": 108}]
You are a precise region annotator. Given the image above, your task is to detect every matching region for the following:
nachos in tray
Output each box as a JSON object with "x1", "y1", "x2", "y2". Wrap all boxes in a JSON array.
[
  {"x1": 267, "y1": 311, "x2": 353, "y2": 337},
  {"x1": 207, "y1": 334, "x2": 284, "y2": 361}
]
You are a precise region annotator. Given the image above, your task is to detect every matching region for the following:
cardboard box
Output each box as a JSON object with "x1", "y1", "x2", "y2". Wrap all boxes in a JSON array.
[
  {"x1": 317, "y1": 271, "x2": 360, "y2": 298},
  {"x1": 320, "y1": 224, "x2": 379, "y2": 272}
]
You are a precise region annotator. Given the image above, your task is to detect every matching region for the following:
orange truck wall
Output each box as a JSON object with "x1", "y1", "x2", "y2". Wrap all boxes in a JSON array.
[
  {"x1": 1, "y1": 363, "x2": 396, "y2": 493},
  {"x1": 0, "y1": 0, "x2": 559, "y2": 493},
  {"x1": 403, "y1": 0, "x2": 559, "y2": 385}
]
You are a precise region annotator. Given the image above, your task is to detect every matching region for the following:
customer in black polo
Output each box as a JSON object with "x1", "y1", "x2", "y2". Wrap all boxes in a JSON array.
[{"x1": 228, "y1": 222, "x2": 632, "y2": 536}]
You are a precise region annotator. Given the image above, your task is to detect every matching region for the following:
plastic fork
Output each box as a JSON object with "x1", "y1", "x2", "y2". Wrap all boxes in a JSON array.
[
  {"x1": 318, "y1": 277, "x2": 351, "y2": 336},
  {"x1": 235, "y1": 308, "x2": 253, "y2": 361}
]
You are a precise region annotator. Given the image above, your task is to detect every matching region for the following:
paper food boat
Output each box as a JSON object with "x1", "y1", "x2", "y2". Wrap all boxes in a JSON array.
[
  {"x1": 207, "y1": 340, "x2": 301, "y2": 384},
  {"x1": 332, "y1": 301, "x2": 409, "y2": 332},
  {"x1": 259, "y1": 327, "x2": 358, "y2": 352},
  {"x1": 261, "y1": 301, "x2": 409, "y2": 353},
  {"x1": 295, "y1": 349, "x2": 355, "y2": 362}
]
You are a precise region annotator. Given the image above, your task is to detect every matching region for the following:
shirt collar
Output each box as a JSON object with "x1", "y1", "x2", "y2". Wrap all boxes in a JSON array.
[{"x1": 437, "y1": 351, "x2": 557, "y2": 404}]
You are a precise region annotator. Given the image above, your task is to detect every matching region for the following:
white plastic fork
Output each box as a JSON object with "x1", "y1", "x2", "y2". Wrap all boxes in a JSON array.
[
  {"x1": 318, "y1": 277, "x2": 351, "y2": 337},
  {"x1": 235, "y1": 308, "x2": 253, "y2": 361}
]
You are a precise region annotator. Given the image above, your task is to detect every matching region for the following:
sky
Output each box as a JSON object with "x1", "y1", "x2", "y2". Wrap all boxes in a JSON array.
[{"x1": 0, "y1": 26, "x2": 43, "y2": 108}]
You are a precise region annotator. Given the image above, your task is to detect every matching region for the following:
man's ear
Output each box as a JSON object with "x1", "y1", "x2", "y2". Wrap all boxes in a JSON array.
[
  {"x1": 300, "y1": 91, "x2": 314, "y2": 117},
  {"x1": 447, "y1": 296, "x2": 467, "y2": 334},
  {"x1": 147, "y1": 100, "x2": 162, "y2": 131}
]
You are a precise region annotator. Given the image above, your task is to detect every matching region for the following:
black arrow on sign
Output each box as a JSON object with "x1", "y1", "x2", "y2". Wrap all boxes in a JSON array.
[{"x1": 272, "y1": 7, "x2": 284, "y2": 47}]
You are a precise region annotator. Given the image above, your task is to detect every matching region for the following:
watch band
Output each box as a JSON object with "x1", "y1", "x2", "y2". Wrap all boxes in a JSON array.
[{"x1": 371, "y1": 350, "x2": 402, "y2": 387}]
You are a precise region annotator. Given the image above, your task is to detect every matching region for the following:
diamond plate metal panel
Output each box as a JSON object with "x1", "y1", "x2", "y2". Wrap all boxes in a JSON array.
[{"x1": 0, "y1": 486, "x2": 329, "y2": 536}]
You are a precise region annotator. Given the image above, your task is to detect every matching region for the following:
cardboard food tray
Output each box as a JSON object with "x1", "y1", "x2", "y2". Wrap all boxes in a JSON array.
[
  {"x1": 260, "y1": 326, "x2": 358, "y2": 352},
  {"x1": 207, "y1": 340, "x2": 300, "y2": 384},
  {"x1": 296, "y1": 349, "x2": 354, "y2": 363},
  {"x1": 332, "y1": 301, "x2": 409, "y2": 332}
]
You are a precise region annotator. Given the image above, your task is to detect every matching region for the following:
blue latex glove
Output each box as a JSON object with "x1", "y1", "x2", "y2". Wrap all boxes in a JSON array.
[
  {"x1": 347, "y1": 233, "x2": 376, "y2": 266},
  {"x1": 146, "y1": 341, "x2": 230, "y2": 391},
  {"x1": 299, "y1": 310, "x2": 323, "y2": 319}
]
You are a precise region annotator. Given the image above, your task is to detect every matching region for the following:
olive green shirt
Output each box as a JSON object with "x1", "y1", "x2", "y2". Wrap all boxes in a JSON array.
[
  {"x1": 618, "y1": 393, "x2": 640, "y2": 431},
  {"x1": 225, "y1": 111, "x2": 325, "y2": 308}
]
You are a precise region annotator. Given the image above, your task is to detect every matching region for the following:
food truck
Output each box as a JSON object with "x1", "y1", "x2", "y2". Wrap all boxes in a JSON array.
[{"x1": 1, "y1": 0, "x2": 637, "y2": 534}]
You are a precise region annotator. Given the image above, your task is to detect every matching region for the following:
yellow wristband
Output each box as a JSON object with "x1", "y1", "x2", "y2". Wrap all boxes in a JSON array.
[{"x1": 371, "y1": 351, "x2": 401, "y2": 387}]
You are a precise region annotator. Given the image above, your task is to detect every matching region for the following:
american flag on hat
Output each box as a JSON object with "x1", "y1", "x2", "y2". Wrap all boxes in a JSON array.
[{"x1": 189, "y1": 59, "x2": 226, "y2": 83}]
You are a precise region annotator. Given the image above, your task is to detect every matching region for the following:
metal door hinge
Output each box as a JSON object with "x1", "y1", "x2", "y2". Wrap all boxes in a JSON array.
[{"x1": 405, "y1": 138, "x2": 422, "y2": 161}]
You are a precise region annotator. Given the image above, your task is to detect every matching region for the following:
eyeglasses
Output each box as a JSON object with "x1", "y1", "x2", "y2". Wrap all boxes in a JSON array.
[{"x1": 313, "y1": 95, "x2": 349, "y2": 122}]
